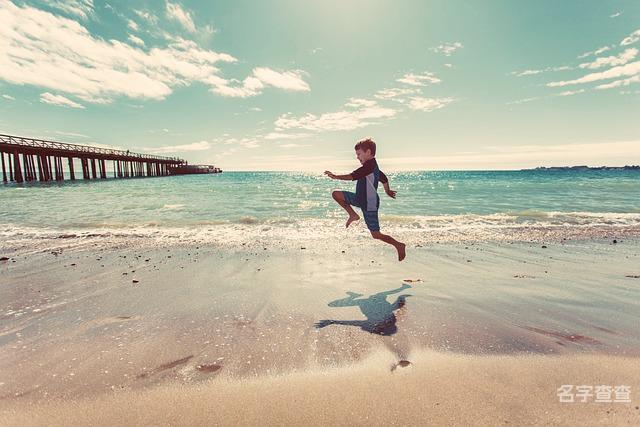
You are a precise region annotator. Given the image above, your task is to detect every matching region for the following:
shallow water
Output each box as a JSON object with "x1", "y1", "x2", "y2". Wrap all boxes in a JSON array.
[
  {"x1": 1, "y1": 170, "x2": 639, "y2": 227},
  {"x1": 2, "y1": 170, "x2": 639, "y2": 250}
]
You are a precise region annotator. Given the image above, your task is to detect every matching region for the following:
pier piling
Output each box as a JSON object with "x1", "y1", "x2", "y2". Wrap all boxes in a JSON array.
[
  {"x1": 1, "y1": 152, "x2": 6, "y2": 183},
  {"x1": 1, "y1": 133, "x2": 190, "y2": 185}
]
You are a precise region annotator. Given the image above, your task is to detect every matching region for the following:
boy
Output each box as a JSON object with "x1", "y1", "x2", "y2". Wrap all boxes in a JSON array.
[{"x1": 324, "y1": 138, "x2": 406, "y2": 261}]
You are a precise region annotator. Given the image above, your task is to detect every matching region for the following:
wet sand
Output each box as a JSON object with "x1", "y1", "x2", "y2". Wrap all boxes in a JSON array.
[{"x1": 1, "y1": 235, "x2": 640, "y2": 424}]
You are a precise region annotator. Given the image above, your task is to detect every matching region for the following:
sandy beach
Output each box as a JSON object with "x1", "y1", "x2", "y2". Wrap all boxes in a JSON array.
[{"x1": 1, "y1": 230, "x2": 640, "y2": 425}]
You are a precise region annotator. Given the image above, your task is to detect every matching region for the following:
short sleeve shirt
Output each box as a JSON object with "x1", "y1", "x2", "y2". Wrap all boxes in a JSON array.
[{"x1": 349, "y1": 158, "x2": 387, "y2": 211}]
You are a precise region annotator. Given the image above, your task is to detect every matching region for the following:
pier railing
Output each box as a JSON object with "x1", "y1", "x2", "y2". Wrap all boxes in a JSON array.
[{"x1": 1, "y1": 133, "x2": 187, "y2": 183}]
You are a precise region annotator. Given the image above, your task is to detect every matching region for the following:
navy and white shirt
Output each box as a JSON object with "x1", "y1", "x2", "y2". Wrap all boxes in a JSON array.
[{"x1": 349, "y1": 158, "x2": 388, "y2": 211}]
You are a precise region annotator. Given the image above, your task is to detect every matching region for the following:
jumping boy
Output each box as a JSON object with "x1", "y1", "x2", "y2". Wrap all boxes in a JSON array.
[{"x1": 324, "y1": 138, "x2": 406, "y2": 261}]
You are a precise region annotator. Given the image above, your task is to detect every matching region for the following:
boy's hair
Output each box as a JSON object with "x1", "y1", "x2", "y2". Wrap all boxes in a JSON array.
[{"x1": 354, "y1": 138, "x2": 376, "y2": 156}]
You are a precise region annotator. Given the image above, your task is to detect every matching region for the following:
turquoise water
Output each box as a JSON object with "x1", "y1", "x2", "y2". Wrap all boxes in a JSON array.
[{"x1": 1, "y1": 170, "x2": 639, "y2": 231}]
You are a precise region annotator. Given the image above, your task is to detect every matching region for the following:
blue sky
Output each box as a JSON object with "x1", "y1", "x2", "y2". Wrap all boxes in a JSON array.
[{"x1": 0, "y1": 0, "x2": 639, "y2": 171}]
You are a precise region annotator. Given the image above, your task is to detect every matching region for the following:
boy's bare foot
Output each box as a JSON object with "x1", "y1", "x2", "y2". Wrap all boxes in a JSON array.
[
  {"x1": 346, "y1": 214, "x2": 360, "y2": 228},
  {"x1": 397, "y1": 242, "x2": 406, "y2": 261}
]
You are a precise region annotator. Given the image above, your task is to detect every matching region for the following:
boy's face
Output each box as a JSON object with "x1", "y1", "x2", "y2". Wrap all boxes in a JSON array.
[{"x1": 355, "y1": 148, "x2": 373, "y2": 164}]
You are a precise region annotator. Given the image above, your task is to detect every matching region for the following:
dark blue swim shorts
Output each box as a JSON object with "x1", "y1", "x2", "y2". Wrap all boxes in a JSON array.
[{"x1": 341, "y1": 190, "x2": 380, "y2": 232}]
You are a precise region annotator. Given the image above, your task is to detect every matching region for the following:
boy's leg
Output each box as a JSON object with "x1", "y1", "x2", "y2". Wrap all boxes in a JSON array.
[
  {"x1": 371, "y1": 231, "x2": 406, "y2": 261},
  {"x1": 331, "y1": 190, "x2": 360, "y2": 228},
  {"x1": 363, "y1": 209, "x2": 406, "y2": 261}
]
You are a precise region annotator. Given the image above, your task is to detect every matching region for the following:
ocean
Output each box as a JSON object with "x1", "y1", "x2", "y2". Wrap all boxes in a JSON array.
[{"x1": 1, "y1": 169, "x2": 639, "y2": 247}]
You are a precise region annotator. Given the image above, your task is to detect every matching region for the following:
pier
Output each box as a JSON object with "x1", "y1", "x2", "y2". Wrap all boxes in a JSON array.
[{"x1": 0, "y1": 133, "x2": 186, "y2": 183}]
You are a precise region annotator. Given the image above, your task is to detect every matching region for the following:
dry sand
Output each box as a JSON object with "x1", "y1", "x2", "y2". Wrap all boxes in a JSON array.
[{"x1": 1, "y1": 350, "x2": 639, "y2": 426}]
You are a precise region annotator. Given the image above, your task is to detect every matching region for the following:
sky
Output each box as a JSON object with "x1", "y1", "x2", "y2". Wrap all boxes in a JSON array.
[{"x1": 0, "y1": 0, "x2": 639, "y2": 171}]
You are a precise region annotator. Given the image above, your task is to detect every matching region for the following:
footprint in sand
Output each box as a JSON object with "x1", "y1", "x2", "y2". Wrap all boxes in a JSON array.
[{"x1": 136, "y1": 355, "x2": 194, "y2": 379}]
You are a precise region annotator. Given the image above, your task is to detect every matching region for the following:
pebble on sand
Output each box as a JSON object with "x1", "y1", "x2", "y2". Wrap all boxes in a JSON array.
[{"x1": 196, "y1": 364, "x2": 222, "y2": 373}]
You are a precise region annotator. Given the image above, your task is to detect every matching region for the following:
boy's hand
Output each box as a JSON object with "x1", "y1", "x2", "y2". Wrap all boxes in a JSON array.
[
  {"x1": 385, "y1": 188, "x2": 397, "y2": 199},
  {"x1": 324, "y1": 170, "x2": 337, "y2": 179}
]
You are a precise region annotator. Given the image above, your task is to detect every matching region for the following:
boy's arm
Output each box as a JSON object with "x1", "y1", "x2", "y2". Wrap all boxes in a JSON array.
[
  {"x1": 324, "y1": 171, "x2": 353, "y2": 180},
  {"x1": 325, "y1": 161, "x2": 374, "y2": 181},
  {"x1": 379, "y1": 170, "x2": 396, "y2": 198}
]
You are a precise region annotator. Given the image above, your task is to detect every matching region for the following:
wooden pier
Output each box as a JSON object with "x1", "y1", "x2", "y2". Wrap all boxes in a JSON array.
[{"x1": 1, "y1": 133, "x2": 186, "y2": 184}]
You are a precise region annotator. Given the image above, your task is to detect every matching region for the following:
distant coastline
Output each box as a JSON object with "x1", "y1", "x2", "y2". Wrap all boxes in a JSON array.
[{"x1": 521, "y1": 165, "x2": 640, "y2": 171}]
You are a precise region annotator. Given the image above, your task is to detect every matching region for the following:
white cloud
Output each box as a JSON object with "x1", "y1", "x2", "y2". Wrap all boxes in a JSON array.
[
  {"x1": 397, "y1": 71, "x2": 441, "y2": 86},
  {"x1": 142, "y1": 140, "x2": 212, "y2": 154},
  {"x1": 579, "y1": 48, "x2": 638, "y2": 70},
  {"x1": 209, "y1": 77, "x2": 262, "y2": 98},
  {"x1": 43, "y1": 0, "x2": 93, "y2": 20},
  {"x1": 40, "y1": 92, "x2": 84, "y2": 108},
  {"x1": 127, "y1": 19, "x2": 138, "y2": 31},
  {"x1": 577, "y1": 45, "x2": 612, "y2": 59},
  {"x1": 344, "y1": 98, "x2": 377, "y2": 108},
  {"x1": 275, "y1": 99, "x2": 396, "y2": 132},
  {"x1": 507, "y1": 89, "x2": 584, "y2": 105},
  {"x1": 513, "y1": 69, "x2": 543, "y2": 76},
  {"x1": 267, "y1": 71, "x2": 452, "y2": 136},
  {"x1": 510, "y1": 65, "x2": 572, "y2": 77},
  {"x1": 430, "y1": 41, "x2": 463, "y2": 56},
  {"x1": 621, "y1": 29, "x2": 640, "y2": 46},
  {"x1": 0, "y1": 1, "x2": 307, "y2": 103},
  {"x1": 128, "y1": 34, "x2": 145, "y2": 47},
  {"x1": 133, "y1": 9, "x2": 157, "y2": 24},
  {"x1": 407, "y1": 96, "x2": 454, "y2": 112},
  {"x1": 556, "y1": 89, "x2": 585, "y2": 96},
  {"x1": 506, "y1": 96, "x2": 541, "y2": 105},
  {"x1": 610, "y1": 12, "x2": 621, "y2": 18},
  {"x1": 374, "y1": 87, "x2": 421, "y2": 100},
  {"x1": 210, "y1": 67, "x2": 310, "y2": 98},
  {"x1": 2, "y1": 94, "x2": 14, "y2": 100},
  {"x1": 595, "y1": 74, "x2": 640, "y2": 90},
  {"x1": 166, "y1": 1, "x2": 196, "y2": 33},
  {"x1": 516, "y1": 29, "x2": 640, "y2": 97},
  {"x1": 251, "y1": 67, "x2": 310, "y2": 91},
  {"x1": 547, "y1": 61, "x2": 640, "y2": 87}
]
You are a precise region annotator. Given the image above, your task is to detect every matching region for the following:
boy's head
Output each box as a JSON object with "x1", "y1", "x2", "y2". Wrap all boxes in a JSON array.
[{"x1": 354, "y1": 138, "x2": 376, "y2": 164}]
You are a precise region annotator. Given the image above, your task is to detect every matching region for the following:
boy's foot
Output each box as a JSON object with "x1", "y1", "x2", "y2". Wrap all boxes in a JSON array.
[
  {"x1": 397, "y1": 242, "x2": 406, "y2": 261},
  {"x1": 346, "y1": 214, "x2": 360, "y2": 228}
]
